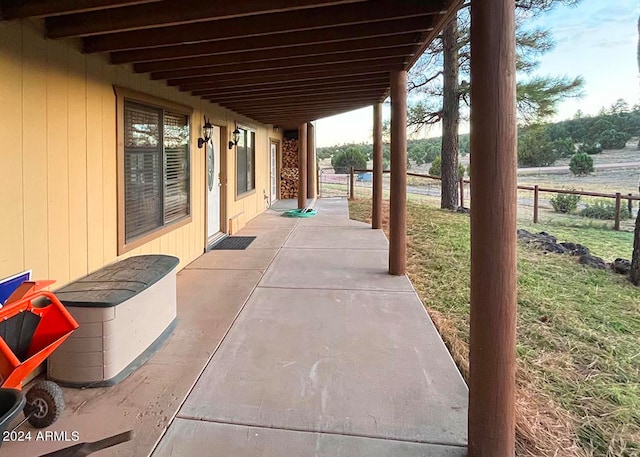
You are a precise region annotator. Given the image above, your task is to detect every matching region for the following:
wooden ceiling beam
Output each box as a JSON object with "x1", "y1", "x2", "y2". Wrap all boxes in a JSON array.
[
  {"x1": 191, "y1": 74, "x2": 390, "y2": 97},
  {"x1": 222, "y1": 94, "x2": 383, "y2": 110},
  {"x1": 110, "y1": 17, "x2": 432, "y2": 64},
  {"x1": 207, "y1": 84, "x2": 390, "y2": 103},
  {"x1": 153, "y1": 47, "x2": 414, "y2": 81},
  {"x1": 172, "y1": 60, "x2": 403, "y2": 89},
  {"x1": 259, "y1": 105, "x2": 372, "y2": 124},
  {"x1": 46, "y1": 0, "x2": 365, "y2": 38},
  {"x1": 83, "y1": 1, "x2": 445, "y2": 53},
  {"x1": 229, "y1": 98, "x2": 377, "y2": 111},
  {"x1": 134, "y1": 34, "x2": 419, "y2": 73},
  {"x1": 0, "y1": 0, "x2": 158, "y2": 19}
]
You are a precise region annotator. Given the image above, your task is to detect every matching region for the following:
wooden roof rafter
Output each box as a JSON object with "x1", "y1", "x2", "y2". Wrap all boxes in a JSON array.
[
  {"x1": 174, "y1": 64, "x2": 402, "y2": 91},
  {"x1": 111, "y1": 16, "x2": 433, "y2": 65},
  {"x1": 0, "y1": 0, "x2": 462, "y2": 129},
  {"x1": 134, "y1": 34, "x2": 421, "y2": 74},
  {"x1": 81, "y1": 1, "x2": 445, "y2": 53},
  {"x1": 152, "y1": 47, "x2": 415, "y2": 81},
  {"x1": 45, "y1": 0, "x2": 368, "y2": 38},
  {"x1": 192, "y1": 75, "x2": 391, "y2": 97},
  {"x1": 0, "y1": 0, "x2": 159, "y2": 20},
  {"x1": 207, "y1": 84, "x2": 391, "y2": 104}
]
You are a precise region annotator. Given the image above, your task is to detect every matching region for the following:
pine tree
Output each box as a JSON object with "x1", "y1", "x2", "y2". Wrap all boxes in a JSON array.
[{"x1": 408, "y1": 1, "x2": 584, "y2": 210}]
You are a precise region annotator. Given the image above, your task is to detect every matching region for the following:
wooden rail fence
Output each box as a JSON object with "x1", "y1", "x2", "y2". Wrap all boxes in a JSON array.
[{"x1": 351, "y1": 168, "x2": 640, "y2": 231}]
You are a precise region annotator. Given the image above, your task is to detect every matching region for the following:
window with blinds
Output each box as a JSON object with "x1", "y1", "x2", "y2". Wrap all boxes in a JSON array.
[
  {"x1": 236, "y1": 128, "x2": 255, "y2": 195},
  {"x1": 124, "y1": 100, "x2": 190, "y2": 243}
]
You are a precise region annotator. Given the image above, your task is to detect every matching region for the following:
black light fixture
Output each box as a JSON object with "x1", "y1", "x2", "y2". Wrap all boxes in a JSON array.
[
  {"x1": 198, "y1": 116, "x2": 213, "y2": 149},
  {"x1": 228, "y1": 126, "x2": 241, "y2": 150}
]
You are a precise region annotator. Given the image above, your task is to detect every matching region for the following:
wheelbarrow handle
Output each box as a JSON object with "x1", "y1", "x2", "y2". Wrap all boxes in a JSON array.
[
  {"x1": 38, "y1": 430, "x2": 133, "y2": 456},
  {"x1": 85, "y1": 430, "x2": 133, "y2": 453}
]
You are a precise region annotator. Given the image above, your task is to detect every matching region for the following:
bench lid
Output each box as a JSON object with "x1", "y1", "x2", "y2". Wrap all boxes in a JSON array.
[{"x1": 55, "y1": 255, "x2": 179, "y2": 308}]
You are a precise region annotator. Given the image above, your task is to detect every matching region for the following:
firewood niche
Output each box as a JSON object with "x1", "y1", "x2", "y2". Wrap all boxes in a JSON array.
[{"x1": 281, "y1": 137, "x2": 299, "y2": 199}]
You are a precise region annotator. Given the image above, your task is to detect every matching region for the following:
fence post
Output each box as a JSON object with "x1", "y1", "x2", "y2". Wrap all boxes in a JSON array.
[
  {"x1": 459, "y1": 177, "x2": 465, "y2": 208},
  {"x1": 614, "y1": 192, "x2": 621, "y2": 231},
  {"x1": 349, "y1": 166, "x2": 355, "y2": 200},
  {"x1": 628, "y1": 193, "x2": 633, "y2": 215},
  {"x1": 533, "y1": 185, "x2": 539, "y2": 224}
]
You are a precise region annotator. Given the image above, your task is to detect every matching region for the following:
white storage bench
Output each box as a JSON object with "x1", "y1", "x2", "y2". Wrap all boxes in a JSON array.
[{"x1": 48, "y1": 255, "x2": 179, "y2": 387}]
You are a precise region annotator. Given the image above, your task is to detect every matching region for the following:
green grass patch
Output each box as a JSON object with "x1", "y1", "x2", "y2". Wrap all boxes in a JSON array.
[{"x1": 350, "y1": 198, "x2": 640, "y2": 457}]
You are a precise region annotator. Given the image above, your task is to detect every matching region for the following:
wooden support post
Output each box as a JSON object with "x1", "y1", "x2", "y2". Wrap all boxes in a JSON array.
[
  {"x1": 298, "y1": 123, "x2": 308, "y2": 209},
  {"x1": 628, "y1": 193, "x2": 633, "y2": 215},
  {"x1": 469, "y1": 0, "x2": 517, "y2": 456},
  {"x1": 349, "y1": 166, "x2": 355, "y2": 200},
  {"x1": 307, "y1": 122, "x2": 316, "y2": 199},
  {"x1": 389, "y1": 70, "x2": 407, "y2": 276},
  {"x1": 459, "y1": 177, "x2": 465, "y2": 208},
  {"x1": 533, "y1": 185, "x2": 539, "y2": 224},
  {"x1": 615, "y1": 192, "x2": 622, "y2": 231},
  {"x1": 372, "y1": 102, "x2": 383, "y2": 229}
]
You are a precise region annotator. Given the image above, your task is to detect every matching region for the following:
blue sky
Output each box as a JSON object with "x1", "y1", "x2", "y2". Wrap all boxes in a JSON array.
[{"x1": 316, "y1": 0, "x2": 639, "y2": 147}]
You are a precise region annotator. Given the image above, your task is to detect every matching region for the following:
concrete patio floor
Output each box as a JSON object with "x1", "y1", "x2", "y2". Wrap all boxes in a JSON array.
[{"x1": 5, "y1": 198, "x2": 467, "y2": 456}]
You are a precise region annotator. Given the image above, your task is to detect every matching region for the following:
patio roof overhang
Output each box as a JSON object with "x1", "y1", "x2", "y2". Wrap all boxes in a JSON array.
[{"x1": 0, "y1": 0, "x2": 461, "y2": 128}]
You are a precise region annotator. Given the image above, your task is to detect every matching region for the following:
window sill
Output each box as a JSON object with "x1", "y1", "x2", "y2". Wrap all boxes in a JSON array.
[
  {"x1": 235, "y1": 189, "x2": 256, "y2": 201},
  {"x1": 118, "y1": 216, "x2": 192, "y2": 255}
]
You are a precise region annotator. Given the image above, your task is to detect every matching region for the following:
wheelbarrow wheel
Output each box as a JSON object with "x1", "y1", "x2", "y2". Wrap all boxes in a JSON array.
[{"x1": 25, "y1": 381, "x2": 64, "y2": 429}]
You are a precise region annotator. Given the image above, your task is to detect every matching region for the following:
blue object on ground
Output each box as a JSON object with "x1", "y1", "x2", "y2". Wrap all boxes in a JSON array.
[{"x1": 283, "y1": 208, "x2": 317, "y2": 218}]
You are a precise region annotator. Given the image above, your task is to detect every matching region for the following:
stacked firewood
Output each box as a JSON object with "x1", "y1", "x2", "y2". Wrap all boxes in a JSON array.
[
  {"x1": 282, "y1": 138, "x2": 298, "y2": 167},
  {"x1": 280, "y1": 168, "x2": 299, "y2": 199},
  {"x1": 281, "y1": 138, "x2": 299, "y2": 199}
]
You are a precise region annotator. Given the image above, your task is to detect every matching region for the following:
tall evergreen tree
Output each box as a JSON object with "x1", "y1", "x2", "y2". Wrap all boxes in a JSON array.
[
  {"x1": 408, "y1": 0, "x2": 583, "y2": 210},
  {"x1": 440, "y1": 19, "x2": 460, "y2": 209}
]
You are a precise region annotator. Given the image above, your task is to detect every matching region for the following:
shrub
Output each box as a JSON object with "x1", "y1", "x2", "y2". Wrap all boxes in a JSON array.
[
  {"x1": 517, "y1": 126, "x2": 558, "y2": 167},
  {"x1": 552, "y1": 137, "x2": 575, "y2": 158},
  {"x1": 569, "y1": 152, "x2": 594, "y2": 176},
  {"x1": 598, "y1": 129, "x2": 630, "y2": 150},
  {"x1": 429, "y1": 156, "x2": 441, "y2": 176},
  {"x1": 578, "y1": 142, "x2": 602, "y2": 155},
  {"x1": 428, "y1": 155, "x2": 465, "y2": 178},
  {"x1": 580, "y1": 199, "x2": 631, "y2": 220},
  {"x1": 331, "y1": 147, "x2": 367, "y2": 174},
  {"x1": 550, "y1": 192, "x2": 581, "y2": 214}
]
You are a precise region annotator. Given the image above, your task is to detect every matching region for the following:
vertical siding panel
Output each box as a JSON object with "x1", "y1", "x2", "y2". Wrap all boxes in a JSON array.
[
  {"x1": 86, "y1": 57, "x2": 104, "y2": 273},
  {"x1": 160, "y1": 232, "x2": 167, "y2": 255},
  {"x1": 102, "y1": 63, "x2": 117, "y2": 263},
  {"x1": 197, "y1": 107, "x2": 206, "y2": 255},
  {"x1": 21, "y1": 22, "x2": 49, "y2": 280},
  {"x1": 0, "y1": 21, "x2": 24, "y2": 278},
  {"x1": 67, "y1": 50, "x2": 88, "y2": 280},
  {"x1": 189, "y1": 117, "x2": 197, "y2": 260},
  {"x1": 3, "y1": 23, "x2": 279, "y2": 281},
  {"x1": 46, "y1": 40, "x2": 70, "y2": 286},
  {"x1": 192, "y1": 141, "x2": 201, "y2": 260}
]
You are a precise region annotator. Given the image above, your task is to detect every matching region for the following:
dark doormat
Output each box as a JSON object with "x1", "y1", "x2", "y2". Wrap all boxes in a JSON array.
[{"x1": 209, "y1": 236, "x2": 256, "y2": 250}]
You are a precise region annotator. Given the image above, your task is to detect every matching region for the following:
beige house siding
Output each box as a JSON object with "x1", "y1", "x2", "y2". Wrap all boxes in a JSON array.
[{"x1": 0, "y1": 19, "x2": 282, "y2": 286}]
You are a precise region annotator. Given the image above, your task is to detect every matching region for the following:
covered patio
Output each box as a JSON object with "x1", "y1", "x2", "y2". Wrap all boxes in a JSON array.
[
  {"x1": 6, "y1": 198, "x2": 467, "y2": 456},
  {"x1": 1, "y1": 0, "x2": 518, "y2": 455}
]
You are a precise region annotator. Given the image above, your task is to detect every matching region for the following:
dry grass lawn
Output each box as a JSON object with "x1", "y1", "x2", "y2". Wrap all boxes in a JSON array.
[{"x1": 349, "y1": 198, "x2": 640, "y2": 457}]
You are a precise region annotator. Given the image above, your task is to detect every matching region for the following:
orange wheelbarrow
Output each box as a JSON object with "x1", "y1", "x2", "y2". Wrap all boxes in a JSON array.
[{"x1": 0, "y1": 281, "x2": 78, "y2": 429}]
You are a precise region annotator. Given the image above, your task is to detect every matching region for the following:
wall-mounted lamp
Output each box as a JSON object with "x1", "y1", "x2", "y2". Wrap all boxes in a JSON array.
[
  {"x1": 273, "y1": 126, "x2": 280, "y2": 133},
  {"x1": 228, "y1": 127, "x2": 240, "y2": 150},
  {"x1": 198, "y1": 116, "x2": 213, "y2": 149}
]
